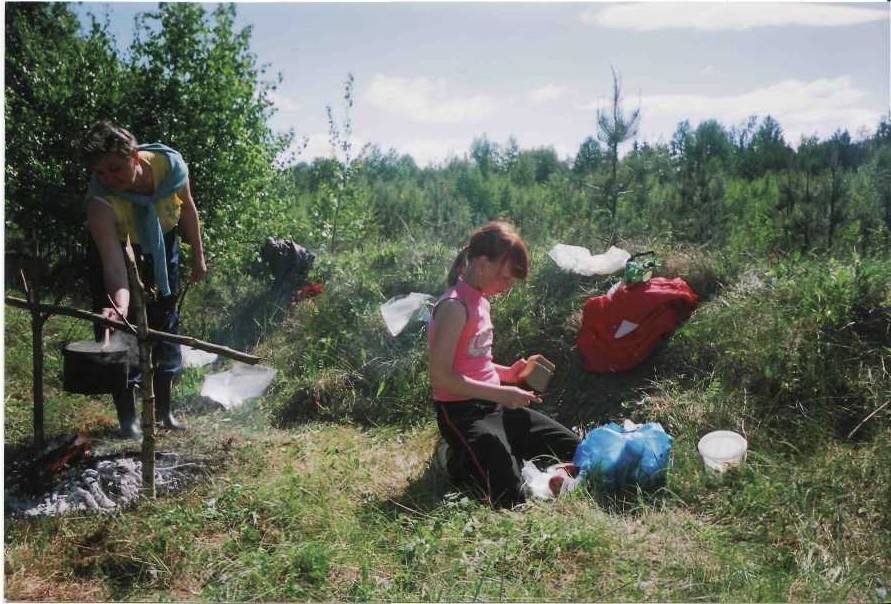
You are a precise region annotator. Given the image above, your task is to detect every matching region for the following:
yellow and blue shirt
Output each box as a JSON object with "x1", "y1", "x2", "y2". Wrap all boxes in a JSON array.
[{"x1": 99, "y1": 150, "x2": 183, "y2": 244}]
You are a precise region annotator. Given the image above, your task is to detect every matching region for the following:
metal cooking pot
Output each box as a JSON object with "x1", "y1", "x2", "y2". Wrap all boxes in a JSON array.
[{"x1": 61, "y1": 338, "x2": 130, "y2": 395}]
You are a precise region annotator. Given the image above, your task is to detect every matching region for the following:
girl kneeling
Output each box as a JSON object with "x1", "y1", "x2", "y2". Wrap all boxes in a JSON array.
[{"x1": 428, "y1": 222, "x2": 578, "y2": 507}]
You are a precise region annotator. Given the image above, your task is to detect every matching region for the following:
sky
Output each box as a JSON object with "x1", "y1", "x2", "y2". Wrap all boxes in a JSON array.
[{"x1": 73, "y1": 1, "x2": 890, "y2": 167}]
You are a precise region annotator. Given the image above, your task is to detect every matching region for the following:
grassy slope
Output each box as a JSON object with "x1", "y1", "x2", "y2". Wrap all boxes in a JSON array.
[{"x1": 4, "y1": 243, "x2": 890, "y2": 602}]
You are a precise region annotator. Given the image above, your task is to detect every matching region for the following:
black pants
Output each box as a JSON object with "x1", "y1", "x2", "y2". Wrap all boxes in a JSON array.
[{"x1": 435, "y1": 400, "x2": 579, "y2": 507}]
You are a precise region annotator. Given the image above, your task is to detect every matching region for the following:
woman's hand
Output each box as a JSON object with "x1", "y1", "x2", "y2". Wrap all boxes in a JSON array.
[
  {"x1": 178, "y1": 178, "x2": 207, "y2": 283},
  {"x1": 497, "y1": 385, "x2": 541, "y2": 409},
  {"x1": 99, "y1": 306, "x2": 125, "y2": 322},
  {"x1": 87, "y1": 197, "x2": 130, "y2": 328},
  {"x1": 99, "y1": 305, "x2": 127, "y2": 334},
  {"x1": 190, "y1": 255, "x2": 208, "y2": 283}
]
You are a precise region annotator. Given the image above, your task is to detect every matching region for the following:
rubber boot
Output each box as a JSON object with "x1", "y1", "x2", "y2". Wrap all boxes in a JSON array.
[
  {"x1": 155, "y1": 374, "x2": 186, "y2": 430},
  {"x1": 113, "y1": 387, "x2": 142, "y2": 439}
]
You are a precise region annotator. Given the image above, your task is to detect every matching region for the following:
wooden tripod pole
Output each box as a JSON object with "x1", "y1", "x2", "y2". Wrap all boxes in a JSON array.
[
  {"x1": 123, "y1": 241, "x2": 156, "y2": 498},
  {"x1": 22, "y1": 271, "x2": 49, "y2": 448},
  {"x1": 5, "y1": 296, "x2": 262, "y2": 364}
]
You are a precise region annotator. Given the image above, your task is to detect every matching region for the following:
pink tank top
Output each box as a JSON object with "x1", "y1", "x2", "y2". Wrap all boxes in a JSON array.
[{"x1": 428, "y1": 277, "x2": 500, "y2": 401}]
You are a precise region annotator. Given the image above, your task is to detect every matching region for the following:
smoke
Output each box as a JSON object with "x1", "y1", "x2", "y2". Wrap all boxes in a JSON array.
[{"x1": 107, "y1": 330, "x2": 140, "y2": 366}]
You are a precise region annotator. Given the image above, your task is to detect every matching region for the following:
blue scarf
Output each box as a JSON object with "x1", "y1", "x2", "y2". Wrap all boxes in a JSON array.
[{"x1": 88, "y1": 143, "x2": 188, "y2": 296}]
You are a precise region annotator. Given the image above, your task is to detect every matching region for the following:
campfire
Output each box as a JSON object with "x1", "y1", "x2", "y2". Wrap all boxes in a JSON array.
[{"x1": 5, "y1": 434, "x2": 209, "y2": 517}]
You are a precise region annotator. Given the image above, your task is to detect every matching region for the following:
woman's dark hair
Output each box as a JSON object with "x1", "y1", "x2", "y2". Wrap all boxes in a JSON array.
[
  {"x1": 447, "y1": 221, "x2": 529, "y2": 286},
  {"x1": 81, "y1": 120, "x2": 138, "y2": 168}
]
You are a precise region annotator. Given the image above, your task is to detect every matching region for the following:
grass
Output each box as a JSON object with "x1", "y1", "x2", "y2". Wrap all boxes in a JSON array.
[{"x1": 4, "y1": 239, "x2": 890, "y2": 602}]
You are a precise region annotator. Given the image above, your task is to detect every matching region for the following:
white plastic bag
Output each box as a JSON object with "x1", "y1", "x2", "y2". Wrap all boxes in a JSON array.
[
  {"x1": 200, "y1": 362, "x2": 277, "y2": 410},
  {"x1": 548, "y1": 244, "x2": 630, "y2": 276},
  {"x1": 181, "y1": 345, "x2": 218, "y2": 368},
  {"x1": 520, "y1": 460, "x2": 581, "y2": 500},
  {"x1": 380, "y1": 292, "x2": 435, "y2": 337}
]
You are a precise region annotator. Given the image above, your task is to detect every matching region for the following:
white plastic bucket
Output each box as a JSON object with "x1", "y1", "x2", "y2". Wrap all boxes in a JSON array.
[{"x1": 697, "y1": 430, "x2": 747, "y2": 473}]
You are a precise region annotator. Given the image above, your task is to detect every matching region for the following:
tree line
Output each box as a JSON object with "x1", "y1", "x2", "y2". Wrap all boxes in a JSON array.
[{"x1": 290, "y1": 105, "x2": 890, "y2": 259}]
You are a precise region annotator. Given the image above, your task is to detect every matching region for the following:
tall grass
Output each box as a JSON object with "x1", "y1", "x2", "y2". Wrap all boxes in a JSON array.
[
  {"x1": 661, "y1": 254, "x2": 891, "y2": 445},
  {"x1": 4, "y1": 235, "x2": 889, "y2": 601}
]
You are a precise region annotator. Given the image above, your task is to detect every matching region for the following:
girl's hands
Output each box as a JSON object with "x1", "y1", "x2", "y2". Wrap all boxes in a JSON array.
[
  {"x1": 504, "y1": 358, "x2": 528, "y2": 384},
  {"x1": 497, "y1": 385, "x2": 541, "y2": 409}
]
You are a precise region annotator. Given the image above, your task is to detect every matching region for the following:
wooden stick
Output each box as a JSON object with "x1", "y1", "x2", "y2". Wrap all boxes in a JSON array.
[
  {"x1": 123, "y1": 241, "x2": 156, "y2": 498},
  {"x1": 107, "y1": 293, "x2": 137, "y2": 334},
  {"x1": 21, "y1": 272, "x2": 46, "y2": 447},
  {"x1": 5, "y1": 296, "x2": 262, "y2": 364},
  {"x1": 847, "y1": 399, "x2": 891, "y2": 440}
]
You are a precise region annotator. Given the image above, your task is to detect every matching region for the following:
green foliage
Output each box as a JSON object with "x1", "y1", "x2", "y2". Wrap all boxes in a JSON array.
[
  {"x1": 572, "y1": 136, "x2": 603, "y2": 175},
  {"x1": 5, "y1": 3, "x2": 128, "y2": 258},
  {"x1": 311, "y1": 73, "x2": 377, "y2": 253},
  {"x1": 259, "y1": 241, "x2": 450, "y2": 427},
  {"x1": 127, "y1": 3, "x2": 290, "y2": 266},
  {"x1": 5, "y1": 2, "x2": 289, "y2": 274},
  {"x1": 664, "y1": 255, "x2": 891, "y2": 443},
  {"x1": 7, "y1": 6, "x2": 891, "y2": 285},
  {"x1": 596, "y1": 67, "x2": 641, "y2": 232},
  {"x1": 734, "y1": 115, "x2": 794, "y2": 178}
]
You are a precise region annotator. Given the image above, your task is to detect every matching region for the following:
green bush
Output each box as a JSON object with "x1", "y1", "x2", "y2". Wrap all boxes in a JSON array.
[
  {"x1": 254, "y1": 238, "x2": 736, "y2": 432},
  {"x1": 664, "y1": 254, "x2": 891, "y2": 444}
]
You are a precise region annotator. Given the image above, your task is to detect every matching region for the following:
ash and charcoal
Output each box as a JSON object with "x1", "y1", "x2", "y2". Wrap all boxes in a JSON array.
[{"x1": 5, "y1": 447, "x2": 208, "y2": 518}]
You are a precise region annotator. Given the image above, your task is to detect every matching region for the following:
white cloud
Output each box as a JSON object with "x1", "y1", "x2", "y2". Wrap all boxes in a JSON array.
[
  {"x1": 635, "y1": 76, "x2": 883, "y2": 144},
  {"x1": 580, "y1": 3, "x2": 885, "y2": 32},
  {"x1": 365, "y1": 75, "x2": 497, "y2": 124},
  {"x1": 399, "y1": 139, "x2": 468, "y2": 167},
  {"x1": 300, "y1": 133, "x2": 334, "y2": 160},
  {"x1": 284, "y1": 132, "x2": 369, "y2": 163},
  {"x1": 267, "y1": 89, "x2": 301, "y2": 113},
  {"x1": 528, "y1": 84, "x2": 569, "y2": 105}
]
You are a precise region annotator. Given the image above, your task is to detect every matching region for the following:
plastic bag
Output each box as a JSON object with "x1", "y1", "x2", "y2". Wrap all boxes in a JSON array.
[
  {"x1": 548, "y1": 244, "x2": 630, "y2": 276},
  {"x1": 200, "y1": 362, "x2": 277, "y2": 410},
  {"x1": 380, "y1": 293, "x2": 435, "y2": 337},
  {"x1": 520, "y1": 460, "x2": 582, "y2": 500},
  {"x1": 181, "y1": 345, "x2": 218, "y2": 368},
  {"x1": 623, "y1": 251, "x2": 660, "y2": 284},
  {"x1": 572, "y1": 421, "x2": 672, "y2": 490}
]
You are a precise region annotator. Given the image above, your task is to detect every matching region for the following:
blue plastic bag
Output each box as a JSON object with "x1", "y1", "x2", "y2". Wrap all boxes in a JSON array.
[{"x1": 572, "y1": 421, "x2": 673, "y2": 490}]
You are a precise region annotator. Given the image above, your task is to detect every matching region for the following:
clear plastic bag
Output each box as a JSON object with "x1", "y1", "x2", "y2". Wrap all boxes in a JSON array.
[
  {"x1": 380, "y1": 293, "x2": 435, "y2": 337},
  {"x1": 200, "y1": 362, "x2": 277, "y2": 410},
  {"x1": 181, "y1": 345, "x2": 218, "y2": 368}
]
